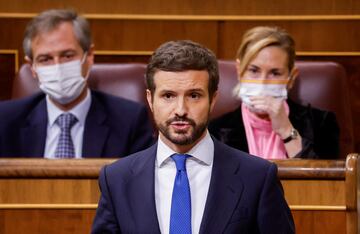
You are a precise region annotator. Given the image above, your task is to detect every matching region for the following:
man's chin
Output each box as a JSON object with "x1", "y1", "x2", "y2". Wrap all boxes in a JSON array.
[
  {"x1": 169, "y1": 138, "x2": 193, "y2": 146},
  {"x1": 167, "y1": 133, "x2": 193, "y2": 145},
  {"x1": 173, "y1": 129, "x2": 190, "y2": 134}
]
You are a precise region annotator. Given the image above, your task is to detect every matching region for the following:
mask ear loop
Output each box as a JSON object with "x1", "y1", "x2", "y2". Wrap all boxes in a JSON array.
[
  {"x1": 80, "y1": 51, "x2": 91, "y2": 79},
  {"x1": 81, "y1": 51, "x2": 88, "y2": 64},
  {"x1": 30, "y1": 60, "x2": 41, "y2": 82},
  {"x1": 32, "y1": 61, "x2": 37, "y2": 71}
]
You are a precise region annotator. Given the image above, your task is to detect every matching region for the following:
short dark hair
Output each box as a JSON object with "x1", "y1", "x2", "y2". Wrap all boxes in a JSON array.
[
  {"x1": 23, "y1": 9, "x2": 92, "y2": 59},
  {"x1": 145, "y1": 40, "x2": 219, "y2": 99}
]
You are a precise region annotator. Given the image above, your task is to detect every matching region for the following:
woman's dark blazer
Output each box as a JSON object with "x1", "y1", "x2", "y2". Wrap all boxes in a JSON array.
[{"x1": 208, "y1": 99, "x2": 340, "y2": 159}]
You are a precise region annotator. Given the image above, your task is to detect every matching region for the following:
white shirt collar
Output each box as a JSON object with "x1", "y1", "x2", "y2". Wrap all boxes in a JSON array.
[
  {"x1": 46, "y1": 88, "x2": 92, "y2": 127},
  {"x1": 156, "y1": 130, "x2": 214, "y2": 167}
]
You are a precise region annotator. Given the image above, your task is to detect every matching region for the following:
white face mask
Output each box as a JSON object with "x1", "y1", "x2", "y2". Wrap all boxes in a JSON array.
[
  {"x1": 34, "y1": 55, "x2": 89, "y2": 105},
  {"x1": 237, "y1": 78, "x2": 288, "y2": 106}
]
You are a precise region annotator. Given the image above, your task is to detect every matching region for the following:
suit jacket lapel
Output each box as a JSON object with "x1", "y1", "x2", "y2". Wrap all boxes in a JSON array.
[
  {"x1": 199, "y1": 139, "x2": 244, "y2": 234},
  {"x1": 127, "y1": 144, "x2": 161, "y2": 233},
  {"x1": 20, "y1": 99, "x2": 47, "y2": 157},
  {"x1": 82, "y1": 94, "x2": 110, "y2": 158}
]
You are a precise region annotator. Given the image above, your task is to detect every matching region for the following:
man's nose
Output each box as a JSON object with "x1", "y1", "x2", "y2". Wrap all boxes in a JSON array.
[
  {"x1": 174, "y1": 97, "x2": 188, "y2": 117},
  {"x1": 53, "y1": 57, "x2": 62, "y2": 65}
]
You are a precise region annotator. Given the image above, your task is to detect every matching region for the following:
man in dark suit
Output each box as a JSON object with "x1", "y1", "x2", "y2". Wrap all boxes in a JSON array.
[
  {"x1": 0, "y1": 9, "x2": 153, "y2": 158},
  {"x1": 91, "y1": 40, "x2": 295, "y2": 233}
]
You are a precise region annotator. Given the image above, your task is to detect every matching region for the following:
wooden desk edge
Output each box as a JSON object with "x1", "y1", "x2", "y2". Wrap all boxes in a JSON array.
[{"x1": 0, "y1": 158, "x2": 348, "y2": 179}]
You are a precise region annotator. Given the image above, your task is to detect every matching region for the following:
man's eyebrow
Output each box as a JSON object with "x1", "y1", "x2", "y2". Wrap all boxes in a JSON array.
[
  {"x1": 60, "y1": 49, "x2": 77, "y2": 54},
  {"x1": 188, "y1": 88, "x2": 205, "y2": 92},
  {"x1": 158, "y1": 89, "x2": 176, "y2": 93},
  {"x1": 34, "y1": 53, "x2": 51, "y2": 60}
]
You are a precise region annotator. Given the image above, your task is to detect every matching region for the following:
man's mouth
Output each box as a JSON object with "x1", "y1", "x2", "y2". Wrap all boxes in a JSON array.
[{"x1": 170, "y1": 121, "x2": 191, "y2": 130}]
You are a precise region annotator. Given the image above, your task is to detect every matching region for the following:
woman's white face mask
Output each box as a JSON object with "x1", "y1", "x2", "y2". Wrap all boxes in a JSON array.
[
  {"x1": 237, "y1": 78, "x2": 289, "y2": 105},
  {"x1": 34, "y1": 54, "x2": 88, "y2": 104}
]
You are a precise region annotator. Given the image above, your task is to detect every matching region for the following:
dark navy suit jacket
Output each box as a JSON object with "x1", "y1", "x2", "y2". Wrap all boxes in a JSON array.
[
  {"x1": 91, "y1": 138, "x2": 295, "y2": 234},
  {"x1": 0, "y1": 90, "x2": 154, "y2": 158}
]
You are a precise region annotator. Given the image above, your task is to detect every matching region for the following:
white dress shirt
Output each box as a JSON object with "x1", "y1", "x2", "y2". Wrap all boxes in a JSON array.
[
  {"x1": 155, "y1": 130, "x2": 214, "y2": 234},
  {"x1": 44, "y1": 89, "x2": 91, "y2": 159}
]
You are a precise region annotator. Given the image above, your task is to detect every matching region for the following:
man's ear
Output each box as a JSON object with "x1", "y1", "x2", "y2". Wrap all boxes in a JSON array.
[
  {"x1": 210, "y1": 90, "x2": 218, "y2": 113},
  {"x1": 25, "y1": 55, "x2": 37, "y2": 79},
  {"x1": 86, "y1": 44, "x2": 95, "y2": 66},
  {"x1": 83, "y1": 44, "x2": 95, "y2": 78},
  {"x1": 146, "y1": 89, "x2": 153, "y2": 112},
  {"x1": 287, "y1": 67, "x2": 299, "y2": 90}
]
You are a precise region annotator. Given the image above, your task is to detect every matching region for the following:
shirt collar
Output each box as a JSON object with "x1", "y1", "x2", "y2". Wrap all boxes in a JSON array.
[
  {"x1": 156, "y1": 130, "x2": 214, "y2": 167},
  {"x1": 46, "y1": 88, "x2": 92, "y2": 127}
]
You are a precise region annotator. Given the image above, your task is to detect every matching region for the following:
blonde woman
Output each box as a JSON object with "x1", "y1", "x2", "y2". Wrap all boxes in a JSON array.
[{"x1": 209, "y1": 26, "x2": 339, "y2": 159}]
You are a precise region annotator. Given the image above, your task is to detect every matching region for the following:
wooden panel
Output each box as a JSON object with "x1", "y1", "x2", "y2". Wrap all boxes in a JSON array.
[
  {"x1": 2, "y1": 17, "x2": 360, "y2": 62},
  {"x1": 0, "y1": 18, "x2": 28, "y2": 76},
  {"x1": 283, "y1": 180, "x2": 345, "y2": 206},
  {"x1": 292, "y1": 210, "x2": 346, "y2": 234},
  {"x1": 0, "y1": 18, "x2": 219, "y2": 67},
  {"x1": 0, "y1": 0, "x2": 360, "y2": 15},
  {"x1": 0, "y1": 157, "x2": 357, "y2": 233},
  {"x1": 1, "y1": 17, "x2": 359, "y2": 61},
  {"x1": 94, "y1": 53, "x2": 151, "y2": 63},
  {"x1": 0, "y1": 158, "x2": 113, "y2": 178},
  {"x1": 218, "y1": 21, "x2": 360, "y2": 59},
  {"x1": 0, "y1": 18, "x2": 27, "y2": 55},
  {"x1": 89, "y1": 19, "x2": 218, "y2": 52},
  {"x1": 0, "y1": 52, "x2": 17, "y2": 100},
  {"x1": 0, "y1": 209, "x2": 95, "y2": 234},
  {"x1": 0, "y1": 209, "x2": 348, "y2": 234},
  {"x1": 0, "y1": 179, "x2": 99, "y2": 204}
]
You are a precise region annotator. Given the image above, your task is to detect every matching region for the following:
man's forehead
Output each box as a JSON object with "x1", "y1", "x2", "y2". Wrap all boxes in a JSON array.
[
  {"x1": 153, "y1": 70, "x2": 209, "y2": 93},
  {"x1": 153, "y1": 70, "x2": 209, "y2": 81},
  {"x1": 31, "y1": 22, "x2": 82, "y2": 57}
]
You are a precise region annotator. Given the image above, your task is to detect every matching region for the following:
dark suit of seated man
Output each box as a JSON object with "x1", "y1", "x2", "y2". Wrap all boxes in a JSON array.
[
  {"x1": 91, "y1": 40, "x2": 295, "y2": 233},
  {"x1": 0, "y1": 9, "x2": 153, "y2": 158}
]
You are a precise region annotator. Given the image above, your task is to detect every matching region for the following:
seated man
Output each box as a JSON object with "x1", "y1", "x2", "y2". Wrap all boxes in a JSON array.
[{"x1": 0, "y1": 9, "x2": 153, "y2": 158}]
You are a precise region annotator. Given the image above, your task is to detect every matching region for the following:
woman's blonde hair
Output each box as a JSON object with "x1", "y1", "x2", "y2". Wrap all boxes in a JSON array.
[
  {"x1": 233, "y1": 26, "x2": 296, "y2": 96},
  {"x1": 236, "y1": 26, "x2": 296, "y2": 77}
]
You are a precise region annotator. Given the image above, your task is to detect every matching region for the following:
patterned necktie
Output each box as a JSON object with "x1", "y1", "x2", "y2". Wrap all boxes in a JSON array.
[
  {"x1": 54, "y1": 113, "x2": 78, "y2": 158},
  {"x1": 170, "y1": 154, "x2": 192, "y2": 234}
]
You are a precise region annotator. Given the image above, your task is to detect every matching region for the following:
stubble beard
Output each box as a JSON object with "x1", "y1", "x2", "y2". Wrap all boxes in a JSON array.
[{"x1": 157, "y1": 115, "x2": 208, "y2": 146}]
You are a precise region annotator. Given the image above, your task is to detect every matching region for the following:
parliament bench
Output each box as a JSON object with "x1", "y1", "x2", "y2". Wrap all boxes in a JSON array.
[{"x1": 0, "y1": 155, "x2": 358, "y2": 233}]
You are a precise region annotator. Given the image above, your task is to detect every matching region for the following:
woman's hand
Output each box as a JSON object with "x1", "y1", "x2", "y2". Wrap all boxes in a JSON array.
[
  {"x1": 249, "y1": 95, "x2": 302, "y2": 158},
  {"x1": 249, "y1": 96, "x2": 292, "y2": 139}
]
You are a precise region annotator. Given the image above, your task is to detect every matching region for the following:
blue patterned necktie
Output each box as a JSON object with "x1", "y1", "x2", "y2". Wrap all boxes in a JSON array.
[
  {"x1": 170, "y1": 154, "x2": 192, "y2": 234},
  {"x1": 54, "y1": 113, "x2": 78, "y2": 158}
]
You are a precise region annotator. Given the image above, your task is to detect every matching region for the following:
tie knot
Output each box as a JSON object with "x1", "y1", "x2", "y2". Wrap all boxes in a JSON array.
[
  {"x1": 56, "y1": 113, "x2": 78, "y2": 130},
  {"x1": 171, "y1": 154, "x2": 190, "y2": 171}
]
